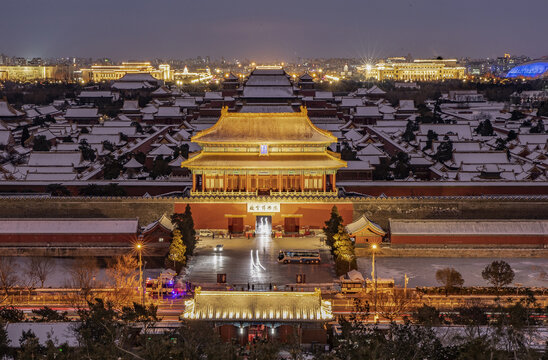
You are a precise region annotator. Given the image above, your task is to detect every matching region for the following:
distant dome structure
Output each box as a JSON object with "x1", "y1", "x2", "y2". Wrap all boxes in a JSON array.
[{"x1": 506, "y1": 60, "x2": 548, "y2": 79}]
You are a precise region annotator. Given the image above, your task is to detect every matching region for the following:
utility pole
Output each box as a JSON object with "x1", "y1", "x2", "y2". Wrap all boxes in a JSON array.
[{"x1": 371, "y1": 244, "x2": 378, "y2": 323}]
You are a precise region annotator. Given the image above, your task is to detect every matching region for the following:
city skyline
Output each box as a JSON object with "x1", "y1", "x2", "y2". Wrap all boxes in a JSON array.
[{"x1": 1, "y1": 0, "x2": 547, "y2": 61}]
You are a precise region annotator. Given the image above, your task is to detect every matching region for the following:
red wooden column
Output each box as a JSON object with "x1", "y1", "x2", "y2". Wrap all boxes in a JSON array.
[
  {"x1": 300, "y1": 173, "x2": 305, "y2": 193},
  {"x1": 192, "y1": 173, "x2": 196, "y2": 192},
  {"x1": 203, "y1": 173, "x2": 207, "y2": 192},
  {"x1": 223, "y1": 172, "x2": 228, "y2": 192},
  {"x1": 332, "y1": 174, "x2": 336, "y2": 192},
  {"x1": 322, "y1": 173, "x2": 326, "y2": 192}
]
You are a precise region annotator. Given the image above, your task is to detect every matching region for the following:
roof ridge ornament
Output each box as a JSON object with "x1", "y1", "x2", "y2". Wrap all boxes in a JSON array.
[
  {"x1": 221, "y1": 106, "x2": 229, "y2": 116},
  {"x1": 300, "y1": 105, "x2": 308, "y2": 116}
]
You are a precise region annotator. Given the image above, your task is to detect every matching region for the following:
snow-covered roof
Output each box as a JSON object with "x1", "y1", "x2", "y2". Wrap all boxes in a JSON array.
[
  {"x1": 124, "y1": 158, "x2": 144, "y2": 168},
  {"x1": 78, "y1": 90, "x2": 115, "y2": 98},
  {"x1": 122, "y1": 100, "x2": 140, "y2": 111},
  {"x1": 366, "y1": 85, "x2": 386, "y2": 95},
  {"x1": 0, "y1": 130, "x2": 13, "y2": 145},
  {"x1": 151, "y1": 86, "x2": 171, "y2": 95},
  {"x1": 27, "y1": 151, "x2": 82, "y2": 167},
  {"x1": 65, "y1": 108, "x2": 99, "y2": 118},
  {"x1": 246, "y1": 75, "x2": 292, "y2": 86},
  {"x1": 242, "y1": 86, "x2": 294, "y2": 98},
  {"x1": 398, "y1": 100, "x2": 417, "y2": 111},
  {"x1": 341, "y1": 98, "x2": 363, "y2": 107},
  {"x1": 168, "y1": 155, "x2": 185, "y2": 167},
  {"x1": 118, "y1": 73, "x2": 157, "y2": 82},
  {"x1": 6, "y1": 323, "x2": 78, "y2": 347},
  {"x1": 356, "y1": 144, "x2": 385, "y2": 156},
  {"x1": 112, "y1": 81, "x2": 155, "y2": 90},
  {"x1": 355, "y1": 106, "x2": 381, "y2": 117},
  {"x1": 419, "y1": 124, "x2": 472, "y2": 140},
  {"x1": 148, "y1": 143, "x2": 174, "y2": 157},
  {"x1": 204, "y1": 91, "x2": 223, "y2": 100},
  {"x1": 156, "y1": 106, "x2": 182, "y2": 118},
  {"x1": 0, "y1": 218, "x2": 139, "y2": 234},
  {"x1": 346, "y1": 215, "x2": 386, "y2": 236},
  {"x1": 91, "y1": 126, "x2": 136, "y2": 136},
  {"x1": 0, "y1": 100, "x2": 24, "y2": 117},
  {"x1": 453, "y1": 152, "x2": 509, "y2": 165},
  {"x1": 390, "y1": 219, "x2": 548, "y2": 236},
  {"x1": 174, "y1": 98, "x2": 197, "y2": 107}
]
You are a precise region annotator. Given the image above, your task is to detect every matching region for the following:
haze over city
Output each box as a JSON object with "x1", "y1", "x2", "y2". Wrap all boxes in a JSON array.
[{"x1": 2, "y1": 0, "x2": 547, "y2": 60}]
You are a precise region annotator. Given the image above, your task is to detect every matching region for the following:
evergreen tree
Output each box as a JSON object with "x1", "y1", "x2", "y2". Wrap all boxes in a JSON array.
[
  {"x1": 79, "y1": 139, "x2": 96, "y2": 161},
  {"x1": 392, "y1": 152, "x2": 411, "y2": 179},
  {"x1": 168, "y1": 229, "x2": 186, "y2": 271},
  {"x1": 402, "y1": 120, "x2": 416, "y2": 142},
  {"x1": 0, "y1": 321, "x2": 10, "y2": 357},
  {"x1": 422, "y1": 129, "x2": 438, "y2": 151},
  {"x1": 475, "y1": 119, "x2": 494, "y2": 136},
  {"x1": 434, "y1": 136, "x2": 453, "y2": 163},
  {"x1": 506, "y1": 129, "x2": 517, "y2": 141},
  {"x1": 171, "y1": 204, "x2": 196, "y2": 256},
  {"x1": 20, "y1": 127, "x2": 30, "y2": 146},
  {"x1": 32, "y1": 135, "x2": 51, "y2": 151},
  {"x1": 150, "y1": 155, "x2": 172, "y2": 179},
  {"x1": 332, "y1": 224, "x2": 357, "y2": 275},
  {"x1": 323, "y1": 205, "x2": 343, "y2": 248}
]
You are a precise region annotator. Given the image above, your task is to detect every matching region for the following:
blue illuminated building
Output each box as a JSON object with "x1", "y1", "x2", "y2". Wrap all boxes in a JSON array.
[{"x1": 506, "y1": 61, "x2": 548, "y2": 79}]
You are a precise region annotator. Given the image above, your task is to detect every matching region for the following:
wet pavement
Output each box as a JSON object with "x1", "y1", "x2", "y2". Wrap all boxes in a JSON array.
[
  {"x1": 184, "y1": 235, "x2": 337, "y2": 286},
  {"x1": 357, "y1": 257, "x2": 548, "y2": 288}
]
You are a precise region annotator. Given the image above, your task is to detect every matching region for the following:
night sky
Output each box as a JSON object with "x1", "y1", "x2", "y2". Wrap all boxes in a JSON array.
[{"x1": 2, "y1": 0, "x2": 547, "y2": 61}]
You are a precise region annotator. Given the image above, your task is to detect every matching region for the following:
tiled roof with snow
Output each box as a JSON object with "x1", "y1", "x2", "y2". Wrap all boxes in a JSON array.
[
  {"x1": 0, "y1": 218, "x2": 139, "y2": 234},
  {"x1": 65, "y1": 108, "x2": 99, "y2": 118},
  {"x1": 27, "y1": 151, "x2": 82, "y2": 167},
  {"x1": 156, "y1": 106, "x2": 182, "y2": 118}
]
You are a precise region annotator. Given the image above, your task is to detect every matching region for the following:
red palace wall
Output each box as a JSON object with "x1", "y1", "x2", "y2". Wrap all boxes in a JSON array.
[
  {"x1": 391, "y1": 235, "x2": 547, "y2": 246},
  {"x1": 174, "y1": 202, "x2": 354, "y2": 231}
]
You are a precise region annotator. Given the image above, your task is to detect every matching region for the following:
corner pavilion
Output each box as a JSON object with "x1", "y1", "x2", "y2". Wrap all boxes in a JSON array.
[{"x1": 178, "y1": 106, "x2": 353, "y2": 234}]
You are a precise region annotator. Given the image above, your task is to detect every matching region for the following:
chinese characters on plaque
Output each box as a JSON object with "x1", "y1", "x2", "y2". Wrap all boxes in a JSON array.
[{"x1": 247, "y1": 202, "x2": 280, "y2": 213}]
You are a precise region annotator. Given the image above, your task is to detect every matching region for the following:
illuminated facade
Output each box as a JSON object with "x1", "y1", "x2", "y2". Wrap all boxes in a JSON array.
[
  {"x1": 79, "y1": 62, "x2": 171, "y2": 83},
  {"x1": 182, "y1": 288, "x2": 332, "y2": 344},
  {"x1": 0, "y1": 65, "x2": 70, "y2": 82},
  {"x1": 181, "y1": 106, "x2": 346, "y2": 197},
  {"x1": 360, "y1": 58, "x2": 466, "y2": 81}
]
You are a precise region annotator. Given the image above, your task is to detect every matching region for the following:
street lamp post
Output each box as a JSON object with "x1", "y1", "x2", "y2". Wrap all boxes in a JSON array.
[
  {"x1": 137, "y1": 243, "x2": 143, "y2": 305},
  {"x1": 371, "y1": 244, "x2": 378, "y2": 323}
]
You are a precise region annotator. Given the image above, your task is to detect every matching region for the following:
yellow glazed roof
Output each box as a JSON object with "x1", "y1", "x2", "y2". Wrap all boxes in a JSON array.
[
  {"x1": 191, "y1": 106, "x2": 337, "y2": 145},
  {"x1": 181, "y1": 151, "x2": 346, "y2": 170},
  {"x1": 182, "y1": 288, "x2": 333, "y2": 322}
]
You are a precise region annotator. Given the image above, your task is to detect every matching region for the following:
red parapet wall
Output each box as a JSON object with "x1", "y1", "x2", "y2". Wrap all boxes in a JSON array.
[
  {"x1": 391, "y1": 235, "x2": 547, "y2": 245},
  {"x1": 174, "y1": 202, "x2": 354, "y2": 230},
  {"x1": 343, "y1": 184, "x2": 548, "y2": 196}
]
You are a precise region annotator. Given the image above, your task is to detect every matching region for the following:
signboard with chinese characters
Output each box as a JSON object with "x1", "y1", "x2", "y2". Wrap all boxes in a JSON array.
[{"x1": 247, "y1": 202, "x2": 280, "y2": 213}]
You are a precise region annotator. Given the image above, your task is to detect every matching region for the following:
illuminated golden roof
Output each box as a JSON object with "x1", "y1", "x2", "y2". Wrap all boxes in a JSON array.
[
  {"x1": 181, "y1": 151, "x2": 346, "y2": 170},
  {"x1": 191, "y1": 107, "x2": 337, "y2": 145},
  {"x1": 182, "y1": 288, "x2": 332, "y2": 322}
]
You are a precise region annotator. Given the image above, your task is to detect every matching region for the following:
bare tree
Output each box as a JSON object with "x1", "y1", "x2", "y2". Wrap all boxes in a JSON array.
[
  {"x1": 28, "y1": 257, "x2": 56, "y2": 288},
  {"x1": 0, "y1": 257, "x2": 19, "y2": 304},
  {"x1": 66, "y1": 256, "x2": 99, "y2": 302},
  {"x1": 373, "y1": 287, "x2": 416, "y2": 322},
  {"x1": 106, "y1": 254, "x2": 139, "y2": 308}
]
